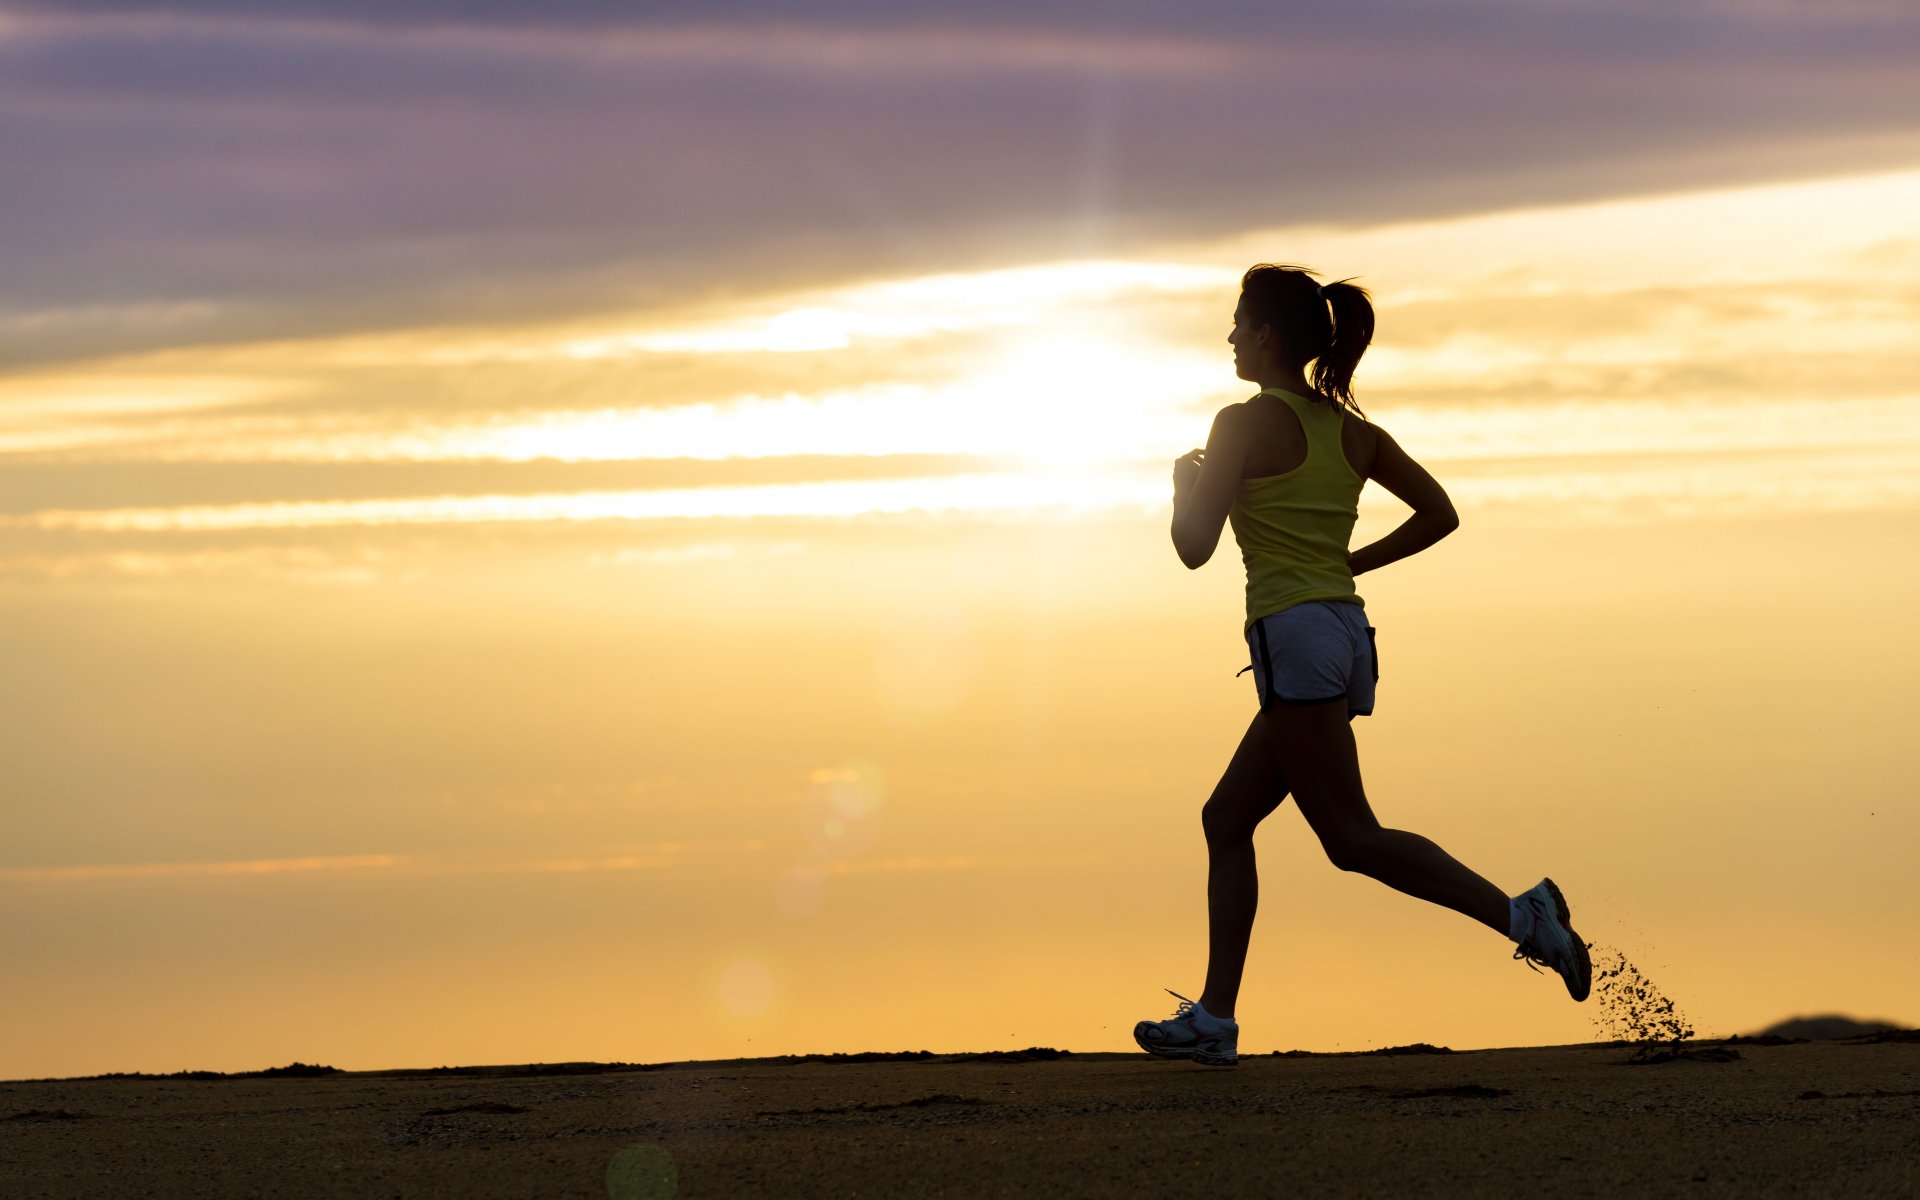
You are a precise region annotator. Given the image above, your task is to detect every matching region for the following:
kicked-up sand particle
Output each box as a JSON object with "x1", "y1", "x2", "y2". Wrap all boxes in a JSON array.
[{"x1": 1588, "y1": 945, "x2": 1694, "y2": 1046}]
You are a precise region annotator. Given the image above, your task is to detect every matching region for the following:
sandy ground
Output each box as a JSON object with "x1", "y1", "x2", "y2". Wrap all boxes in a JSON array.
[{"x1": 4, "y1": 1038, "x2": 1917, "y2": 1198}]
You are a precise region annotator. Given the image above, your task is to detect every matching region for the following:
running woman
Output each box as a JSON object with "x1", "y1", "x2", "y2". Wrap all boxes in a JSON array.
[{"x1": 1133, "y1": 263, "x2": 1590, "y2": 1068}]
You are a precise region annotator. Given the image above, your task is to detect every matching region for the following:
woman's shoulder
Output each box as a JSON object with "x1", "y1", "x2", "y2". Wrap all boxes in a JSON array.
[{"x1": 1207, "y1": 397, "x2": 1259, "y2": 441}]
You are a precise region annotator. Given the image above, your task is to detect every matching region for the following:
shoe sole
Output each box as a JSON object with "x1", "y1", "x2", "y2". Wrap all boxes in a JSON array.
[
  {"x1": 1133, "y1": 1029, "x2": 1238, "y2": 1067},
  {"x1": 1540, "y1": 876, "x2": 1592, "y2": 1003}
]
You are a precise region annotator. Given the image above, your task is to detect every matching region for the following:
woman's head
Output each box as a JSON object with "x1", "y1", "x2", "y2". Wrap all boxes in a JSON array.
[{"x1": 1229, "y1": 263, "x2": 1374, "y2": 414}]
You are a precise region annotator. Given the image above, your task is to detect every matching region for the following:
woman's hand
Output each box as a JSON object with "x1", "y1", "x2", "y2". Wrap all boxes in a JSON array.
[{"x1": 1172, "y1": 448, "x2": 1204, "y2": 494}]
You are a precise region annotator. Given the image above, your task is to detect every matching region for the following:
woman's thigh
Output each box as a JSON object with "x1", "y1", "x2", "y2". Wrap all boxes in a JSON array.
[
  {"x1": 1201, "y1": 711, "x2": 1291, "y2": 841},
  {"x1": 1258, "y1": 699, "x2": 1383, "y2": 847}
]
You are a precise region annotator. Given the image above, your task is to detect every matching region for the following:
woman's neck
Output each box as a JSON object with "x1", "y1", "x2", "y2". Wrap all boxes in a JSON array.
[{"x1": 1254, "y1": 367, "x2": 1314, "y2": 397}]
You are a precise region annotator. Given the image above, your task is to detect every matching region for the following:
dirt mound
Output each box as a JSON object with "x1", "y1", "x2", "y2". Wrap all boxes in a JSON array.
[{"x1": 1756, "y1": 1015, "x2": 1899, "y2": 1041}]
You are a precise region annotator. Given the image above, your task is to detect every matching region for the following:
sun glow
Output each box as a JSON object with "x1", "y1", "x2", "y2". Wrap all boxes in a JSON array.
[
  {"x1": 483, "y1": 325, "x2": 1216, "y2": 466},
  {"x1": 40, "y1": 331, "x2": 1222, "y2": 468},
  {"x1": 965, "y1": 333, "x2": 1216, "y2": 467}
]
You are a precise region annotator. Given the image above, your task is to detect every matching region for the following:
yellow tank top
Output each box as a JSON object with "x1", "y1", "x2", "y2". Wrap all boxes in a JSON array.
[{"x1": 1228, "y1": 388, "x2": 1366, "y2": 630}]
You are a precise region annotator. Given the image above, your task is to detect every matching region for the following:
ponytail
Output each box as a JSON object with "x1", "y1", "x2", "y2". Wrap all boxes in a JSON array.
[{"x1": 1311, "y1": 277, "x2": 1374, "y2": 416}]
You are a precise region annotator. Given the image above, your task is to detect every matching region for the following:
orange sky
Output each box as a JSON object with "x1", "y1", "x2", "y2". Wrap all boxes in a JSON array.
[{"x1": 4, "y1": 40, "x2": 1920, "y2": 1079}]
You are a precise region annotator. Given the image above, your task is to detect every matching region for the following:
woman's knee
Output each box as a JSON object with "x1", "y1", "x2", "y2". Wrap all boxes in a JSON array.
[
  {"x1": 1201, "y1": 797, "x2": 1259, "y2": 844},
  {"x1": 1319, "y1": 828, "x2": 1381, "y2": 874}
]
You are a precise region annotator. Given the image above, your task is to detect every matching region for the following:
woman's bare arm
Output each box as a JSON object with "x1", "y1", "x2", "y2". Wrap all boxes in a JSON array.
[
  {"x1": 1171, "y1": 404, "x2": 1251, "y2": 569},
  {"x1": 1349, "y1": 426, "x2": 1459, "y2": 576}
]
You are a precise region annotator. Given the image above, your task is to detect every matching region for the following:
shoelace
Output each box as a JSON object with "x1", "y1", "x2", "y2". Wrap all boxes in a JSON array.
[
  {"x1": 1511, "y1": 896, "x2": 1554, "y2": 975},
  {"x1": 1160, "y1": 987, "x2": 1200, "y2": 1020},
  {"x1": 1512, "y1": 941, "x2": 1550, "y2": 974}
]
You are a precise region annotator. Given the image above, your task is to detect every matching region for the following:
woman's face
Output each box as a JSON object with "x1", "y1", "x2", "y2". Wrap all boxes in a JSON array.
[{"x1": 1228, "y1": 300, "x2": 1267, "y2": 381}]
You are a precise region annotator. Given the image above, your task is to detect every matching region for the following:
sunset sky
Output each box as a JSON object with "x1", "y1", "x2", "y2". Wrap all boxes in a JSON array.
[{"x1": 4, "y1": 1, "x2": 1918, "y2": 1081}]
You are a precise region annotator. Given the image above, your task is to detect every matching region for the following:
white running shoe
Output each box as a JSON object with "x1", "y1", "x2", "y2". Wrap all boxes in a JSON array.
[
  {"x1": 1513, "y1": 878, "x2": 1591, "y2": 1002},
  {"x1": 1133, "y1": 989, "x2": 1238, "y2": 1066}
]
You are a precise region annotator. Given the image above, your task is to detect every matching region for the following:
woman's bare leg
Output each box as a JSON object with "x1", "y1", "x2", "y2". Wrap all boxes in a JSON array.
[
  {"x1": 1197, "y1": 713, "x2": 1291, "y2": 1021},
  {"x1": 1264, "y1": 700, "x2": 1509, "y2": 934}
]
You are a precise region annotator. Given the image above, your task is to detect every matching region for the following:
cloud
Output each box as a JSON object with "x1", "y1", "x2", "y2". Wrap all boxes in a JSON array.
[
  {"x1": 819, "y1": 851, "x2": 1106, "y2": 875},
  {"x1": 5, "y1": 166, "x2": 1919, "y2": 543},
  {"x1": 0, "y1": 545, "x2": 387, "y2": 586},
  {"x1": 0, "y1": 2, "x2": 1916, "y2": 365},
  {"x1": 0, "y1": 853, "x2": 405, "y2": 882},
  {"x1": 0, "y1": 841, "x2": 768, "y2": 883},
  {"x1": 9, "y1": 0, "x2": 1917, "y2": 41}
]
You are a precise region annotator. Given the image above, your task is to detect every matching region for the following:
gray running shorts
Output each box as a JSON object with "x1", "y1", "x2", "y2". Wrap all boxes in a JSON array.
[{"x1": 1240, "y1": 600, "x2": 1377, "y2": 717}]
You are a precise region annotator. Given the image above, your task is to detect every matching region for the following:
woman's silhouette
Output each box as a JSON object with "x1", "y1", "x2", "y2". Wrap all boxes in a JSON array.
[{"x1": 1133, "y1": 264, "x2": 1590, "y2": 1067}]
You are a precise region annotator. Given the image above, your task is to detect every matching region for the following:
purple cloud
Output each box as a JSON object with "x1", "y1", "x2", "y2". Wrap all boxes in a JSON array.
[{"x1": 1, "y1": 2, "x2": 1915, "y2": 365}]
